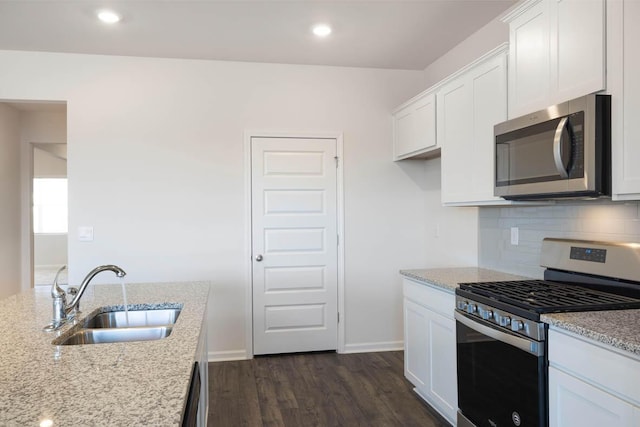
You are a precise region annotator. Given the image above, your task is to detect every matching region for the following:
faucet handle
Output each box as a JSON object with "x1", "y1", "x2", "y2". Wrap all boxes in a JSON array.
[{"x1": 51, "y1": 265, "x2": 67, "y2": 298}]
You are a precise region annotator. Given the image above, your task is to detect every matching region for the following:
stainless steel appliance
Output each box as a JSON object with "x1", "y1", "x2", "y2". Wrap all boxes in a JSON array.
[
  {"x1": 455, "y1": 238, "x2": 640, "y2": 427},
  {"x1": 494, "y1": 94, "x2": 610, "y2": 200}
]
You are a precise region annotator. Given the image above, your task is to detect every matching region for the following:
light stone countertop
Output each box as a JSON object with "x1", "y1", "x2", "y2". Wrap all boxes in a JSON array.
[
  {"x1": 400, "y1": 267, "x2": 529, "y2": 292},
  {"x1": 400, "y1": 267, "x2": 640, "y2": 358},
  {"x1": 0, "y1": 281, "x2": 210, "y2": 426},
  {"x1": 542, "y1": 310, "x2": 640, "y2": 358}
]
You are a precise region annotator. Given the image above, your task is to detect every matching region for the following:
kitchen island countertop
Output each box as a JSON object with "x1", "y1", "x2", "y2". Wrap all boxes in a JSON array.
[{"x1": 0, "y1": 281, "x2": 210, "y2": 426}]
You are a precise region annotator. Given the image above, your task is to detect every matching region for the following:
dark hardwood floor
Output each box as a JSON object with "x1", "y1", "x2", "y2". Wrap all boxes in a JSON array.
[{"x1": 208, "y1": 351, "x2": 451, "y2": 427}]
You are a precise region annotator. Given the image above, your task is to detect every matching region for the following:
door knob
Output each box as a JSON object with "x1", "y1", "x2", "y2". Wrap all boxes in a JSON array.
[{"x1": 255, "y1": 254, "x2": 263, "y2": 262}]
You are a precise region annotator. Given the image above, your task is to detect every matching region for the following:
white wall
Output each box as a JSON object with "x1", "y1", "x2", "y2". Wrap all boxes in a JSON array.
[
  {"x1": 34, "y1": 145, "x2": 66, "y2": 177},
  {"x1": 422, "y1": 18, "x2": 509, "y2": 88},
  {"x1": 0, "y1": 103, "x2": 22, "y2": 299},
  {"x1": 34, "y1": 234, "x2": 68, "y2": 266},
  {"x1": 0, "y1": 50, "x2": 431, "y2": 357}
]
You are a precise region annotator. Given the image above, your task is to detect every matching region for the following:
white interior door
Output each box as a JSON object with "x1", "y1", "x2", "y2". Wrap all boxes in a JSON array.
[{"x1": 251, "y1": 136, "x2": 338, "y2": 355}]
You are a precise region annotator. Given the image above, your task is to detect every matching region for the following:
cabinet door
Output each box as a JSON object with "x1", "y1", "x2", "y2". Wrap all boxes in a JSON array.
[
  {"x1": 549, "y1": 367, "x2": 636, "y2": 427},
  {"x1": 508, "y1": 0, "x2": 551, "y2": 118},
  {"x1": 426, "y1": 310, "x2": 457, "y2": 424},
  {"x1": 393, "y1": 92, "x2": 437, "y2": 160},
  {"x1": 611, "y1": 0, "x2": 640, "y2": 199},
  {"x1": 438, "y1": 78, "x2": 471, "y2": 203},
  {"x1": 404, "y1": 298, "x2": 429, "y2": 390},
  {"x1": 550, "y1": 0, "x2": 605, "y2": 103},
  {"x1": 440, "y1": 50, "x2": 507, "y2": 205}
]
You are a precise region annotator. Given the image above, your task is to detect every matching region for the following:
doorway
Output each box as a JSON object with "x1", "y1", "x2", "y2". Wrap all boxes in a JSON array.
[
  {"x1": 32, "y1": 142, "x2": 68, "y2": 286},
  {"x1": 0, "y1": 101, "x2": 68, "y2": 291},
  {"x1": 246, "y1": 132, "x2": 345, "y2": 356}
]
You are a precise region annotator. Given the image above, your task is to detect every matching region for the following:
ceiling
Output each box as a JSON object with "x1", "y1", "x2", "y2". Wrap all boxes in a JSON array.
[{"x1": 0, "y1": 1, "x2": 516, "y2": 71}]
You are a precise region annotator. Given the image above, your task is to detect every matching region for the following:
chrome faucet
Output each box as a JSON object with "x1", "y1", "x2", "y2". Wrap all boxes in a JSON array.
[{"x1": 44, "y1": 264, "x2": 127, "y2": 331}]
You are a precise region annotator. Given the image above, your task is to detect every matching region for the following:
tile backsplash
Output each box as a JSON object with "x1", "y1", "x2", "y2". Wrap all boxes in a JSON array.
[{"x1": 478, "y1": 200, "x2": 640, "y2": 278}]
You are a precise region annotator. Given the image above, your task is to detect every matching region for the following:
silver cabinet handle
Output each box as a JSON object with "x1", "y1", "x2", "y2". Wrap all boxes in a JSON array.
[
  {"x1": 553, "y1": 116, "x2": 570, "y2": 179},
  {"x1": 255, "y1": 254, "x2": 263, "y2": 262}
]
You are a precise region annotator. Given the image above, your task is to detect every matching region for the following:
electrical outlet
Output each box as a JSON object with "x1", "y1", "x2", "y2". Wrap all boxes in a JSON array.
[{"x1": 510, "y1": 227, "x2": 519, "y2": 245}]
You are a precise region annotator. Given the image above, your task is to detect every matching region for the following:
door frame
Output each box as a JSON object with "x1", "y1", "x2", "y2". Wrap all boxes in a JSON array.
[{"x1": 244, "y1": 130, "x2": 345, "y2": 357}]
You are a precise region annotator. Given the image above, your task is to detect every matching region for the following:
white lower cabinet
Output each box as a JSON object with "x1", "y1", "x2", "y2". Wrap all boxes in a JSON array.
[
  {"x1": 548, "y1": 328, "x2": 640, "y2": 427},
  {"x1": 403, "y1": 278, "x2": 457, "y2": 424},
  {"x1": 549, "y1": 367, "x2": 636, "y2": 427}
]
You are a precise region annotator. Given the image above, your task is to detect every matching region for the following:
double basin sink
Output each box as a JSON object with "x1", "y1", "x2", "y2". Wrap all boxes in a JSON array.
[{"x1": 54, "y1": 307, "x2": 181, "y2": 346}]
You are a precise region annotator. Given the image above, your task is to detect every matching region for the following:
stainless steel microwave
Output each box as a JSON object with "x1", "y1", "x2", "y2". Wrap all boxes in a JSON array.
[{"x1": 494, "y1": 94, "x2": 611, "y2": 200}]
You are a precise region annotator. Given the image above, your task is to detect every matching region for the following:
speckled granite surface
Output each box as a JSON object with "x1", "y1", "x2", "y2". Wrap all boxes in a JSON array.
[
  {"x1": 0, "y1": 281, "x2": 210, "y2": 426},
  {"x1": 400, "y1": 267, "x2": 529, "y2": 292},
  {"x1": 543, "y1": 310, "x2": 640, "y2": 358}
]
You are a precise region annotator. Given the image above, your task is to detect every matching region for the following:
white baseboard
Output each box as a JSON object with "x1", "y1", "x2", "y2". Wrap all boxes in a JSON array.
[
  {"x1": 208, "y1": 342, "x2": 404, "y2": 360},
  {"x1": 208, "y1": 349, "x2": 249, "y2": 362},
  {"x1": 342, "y1": 341, "x2": 403, "y2": 354}
]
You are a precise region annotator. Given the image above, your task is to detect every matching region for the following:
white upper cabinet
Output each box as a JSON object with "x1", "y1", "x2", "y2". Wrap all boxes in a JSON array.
[
  {"x1": 609, "y1": 0, "x2": 640, "y2": 200},
  {"x1": 439, "y1": 45, "x2": 510, "y2": 206},
  {"x1": 506, "y1": 0, "x2": 551, "y2": 118},
  {"x1": 393, "y1": 91, "x2": 438, "y2": 160},
  {"x1": 504, "y1": 0, "x2": 606, "y2": 118},
  {"x1": 551, "y1": 0, "x2": 606, "y2": 103}
]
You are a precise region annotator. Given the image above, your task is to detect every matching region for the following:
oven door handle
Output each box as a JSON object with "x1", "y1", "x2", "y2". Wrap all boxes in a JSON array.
[{"x1": 455, "y1": 311, "x2": 544, "y2": 357}]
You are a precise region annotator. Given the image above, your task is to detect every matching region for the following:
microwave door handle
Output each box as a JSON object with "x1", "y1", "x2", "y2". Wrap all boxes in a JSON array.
[{"x1": 553, "y1": 117, "x2": 570, "y2": 178}]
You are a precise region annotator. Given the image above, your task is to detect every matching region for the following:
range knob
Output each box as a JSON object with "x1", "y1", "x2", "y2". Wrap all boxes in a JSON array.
[
  {"x1": 511, "y1": 320, "x2": 524, "y2": 332},
  {"x1": 457, "y1": 300, "x2": 468, "y2": 311},
  {"x1": 499, "y1": 316, "x2": 511, "y2": 327},
  {"x1": 481, "y1": 309, "x2": 494, "y2": 321},
  {"x1": 466, "y1": 304, "x2": 478, "y2": 315}
]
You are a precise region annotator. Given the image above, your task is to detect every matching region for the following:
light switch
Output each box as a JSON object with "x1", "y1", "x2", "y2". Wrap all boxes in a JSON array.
[
  {"x1": 78, "y1": 226, "x2": 94, "y2": 242},
  {"x1": 510, "y1": 227, "x2": 519, "y2": 245}
]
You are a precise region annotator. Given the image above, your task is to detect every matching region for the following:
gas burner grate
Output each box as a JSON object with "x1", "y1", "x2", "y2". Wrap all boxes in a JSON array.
[{"x1": 458, "y1": 280, "x2": 640, "y2": 313}]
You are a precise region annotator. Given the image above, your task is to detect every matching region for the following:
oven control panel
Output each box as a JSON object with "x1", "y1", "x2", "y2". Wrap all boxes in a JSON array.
[
  {"x1": 570, "y1": 246, "x2": 607, "y2": 263},
  {"x1": 455, "y1": 297, "x2": 545, "y2": 341}
]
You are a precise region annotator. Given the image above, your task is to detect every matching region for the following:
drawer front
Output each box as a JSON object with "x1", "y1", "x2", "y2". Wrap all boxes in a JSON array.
[{"x1": 402, "y1": 278, "x2": 454, "y2": 319}]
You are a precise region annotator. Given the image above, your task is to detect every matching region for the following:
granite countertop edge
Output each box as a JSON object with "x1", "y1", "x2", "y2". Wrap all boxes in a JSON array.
[
  {"x1": 400, "y1": 267, "x2": 640, "y2": 359},
  {"x1": 542, "y1": 311, "x2": 640, "y2": 358},
  {"x1": 399, "y1": 267, "x2": 529, "y2": 292}
]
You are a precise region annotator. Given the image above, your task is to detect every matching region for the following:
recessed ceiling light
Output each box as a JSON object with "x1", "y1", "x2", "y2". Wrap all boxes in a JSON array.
[
  {"x1": 97, "y1": 10, "x2": 121, "y2": 24},
  {"x1": 312, "y1": 24, "x2": 332, "y2": 37}
]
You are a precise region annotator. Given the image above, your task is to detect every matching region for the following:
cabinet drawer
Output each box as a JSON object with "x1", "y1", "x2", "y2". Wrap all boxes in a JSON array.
[
  {"x1": 549, "y1": 328, "x2": 640, "y2": 406},
  {"x1": 402, "y1": 278, "x2": 454, "y2": 319}
]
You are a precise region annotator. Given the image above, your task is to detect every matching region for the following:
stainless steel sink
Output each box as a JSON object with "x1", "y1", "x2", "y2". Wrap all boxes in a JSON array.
[
  {"x1": 57, "y1": 326, "x2": 173, "y2": 345},
  {"x1": 83, "y1": 308, "x2": 181, "y2": 328},
  {"x1": 53, "y1": 306, "x2": 182, "y2": 345}
]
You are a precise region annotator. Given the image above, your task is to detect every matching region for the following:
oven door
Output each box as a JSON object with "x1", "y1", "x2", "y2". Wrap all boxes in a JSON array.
[{"x1": 455, "y1": 311, "x2": 547, "y2": 427}]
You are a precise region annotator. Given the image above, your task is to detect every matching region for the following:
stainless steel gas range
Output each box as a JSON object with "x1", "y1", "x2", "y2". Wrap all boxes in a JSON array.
[{"x1": 455, "y1": 238, "x2": 640, "y2": 427}]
